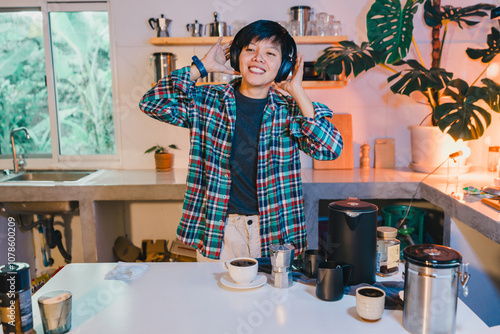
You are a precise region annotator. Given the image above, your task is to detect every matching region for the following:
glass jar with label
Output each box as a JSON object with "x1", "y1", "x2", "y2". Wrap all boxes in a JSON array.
[
  {"x1": 376, "y1": 226, "x2": 400, "y2": 276},
  {"x1": 488, "y1": 146, "x2": 500, "y2": 172}
]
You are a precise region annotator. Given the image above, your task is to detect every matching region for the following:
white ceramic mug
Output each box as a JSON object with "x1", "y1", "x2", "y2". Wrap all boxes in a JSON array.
[
  {"x1": 223, "y1": 257, "x2": 258, "y2": 284},
  {"x1": 356, "y1": 286, "x2": 385, "y2": 321}
]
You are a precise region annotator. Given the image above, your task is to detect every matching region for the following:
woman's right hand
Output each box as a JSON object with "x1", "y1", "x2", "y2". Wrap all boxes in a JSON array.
[{"x1": 201, "y1": 37, "x2": 237, "y2": 75}]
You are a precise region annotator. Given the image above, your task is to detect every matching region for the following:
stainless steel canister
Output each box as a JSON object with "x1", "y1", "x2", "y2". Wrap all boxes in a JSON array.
[
  {"x1": 289, "y1": 6, "x2": 312, "y2": 36},
  {"x1": 403, "y1": 244, "x2": 470, "y2": 334},
  {"x1": 150, "y1": 52, "x2": 176, "y2": 83}
]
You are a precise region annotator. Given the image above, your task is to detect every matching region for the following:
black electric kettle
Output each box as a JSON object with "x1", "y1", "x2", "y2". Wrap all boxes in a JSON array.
[
  {"x1": 148, "y1": 14, "x2": 171, "y2": 37},
  {"x1": 326, "y1": 198, "x2": 378, "y2": 285}
]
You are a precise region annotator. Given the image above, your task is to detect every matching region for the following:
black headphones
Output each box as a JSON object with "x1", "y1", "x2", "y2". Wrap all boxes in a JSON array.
[{"x1": 230, "y1": 41, "x2": 297, "y2": 83}]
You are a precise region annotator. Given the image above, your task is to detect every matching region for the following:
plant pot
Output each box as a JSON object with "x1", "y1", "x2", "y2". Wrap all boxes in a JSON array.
[
  {"x1": 154, "y1": 153, "x2": 172, "y2": 171},
  {"x1": 409, "y1": 125, "x2": 470, "y2": 174}
]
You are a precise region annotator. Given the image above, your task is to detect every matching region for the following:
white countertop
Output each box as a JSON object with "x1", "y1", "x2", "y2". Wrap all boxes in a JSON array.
[
  {"x1": 28, "y1": 262, "x2": 489, "y2": 334},
  {"x1": 1, "y1": 167, "x2": 499, "y2": 263}
]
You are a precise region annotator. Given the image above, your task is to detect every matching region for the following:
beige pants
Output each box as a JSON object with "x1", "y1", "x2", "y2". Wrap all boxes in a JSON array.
[{"x1": 196, "y1": 214, "x2": 261, "y2": 262}]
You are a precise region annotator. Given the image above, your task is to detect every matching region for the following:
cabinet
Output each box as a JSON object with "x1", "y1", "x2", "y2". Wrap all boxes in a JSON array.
[{"x1": 150, "y1": 36, "x2": 348, "y2": 88}]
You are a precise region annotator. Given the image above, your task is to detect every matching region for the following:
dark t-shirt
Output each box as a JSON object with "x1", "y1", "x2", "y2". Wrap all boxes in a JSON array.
[{"x1": 227, "y1": 88, "x2": 267, "y2": 215}]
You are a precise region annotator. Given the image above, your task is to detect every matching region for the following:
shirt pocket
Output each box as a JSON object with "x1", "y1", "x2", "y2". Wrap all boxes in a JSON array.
[{"x1": 270, "y1": 135, "x2": 296, "y2": 165}]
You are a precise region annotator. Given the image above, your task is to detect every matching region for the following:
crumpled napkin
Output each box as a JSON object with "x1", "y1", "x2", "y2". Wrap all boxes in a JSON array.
[{"x1": 104, "y1": 262, "x2": 149, "y2": 280}]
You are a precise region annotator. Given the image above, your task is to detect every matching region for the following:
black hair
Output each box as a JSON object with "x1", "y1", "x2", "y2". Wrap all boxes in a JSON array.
[{"x1": 230, "y1": 20, "x2": 297, "y2": 82}]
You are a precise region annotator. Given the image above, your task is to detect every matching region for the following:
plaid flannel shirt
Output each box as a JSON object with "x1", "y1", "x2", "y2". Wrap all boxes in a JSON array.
[{"x1": 139, "y1": 66, "x2": 343, "y2": 259}]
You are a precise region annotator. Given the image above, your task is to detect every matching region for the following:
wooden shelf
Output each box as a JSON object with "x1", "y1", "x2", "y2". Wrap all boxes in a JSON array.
[
  {"x1": 150, "y1": 35, "x2": 347, "y2": 46},
  {"x1": 195, "y1": 81, "x2": 346, "y2": 89}
]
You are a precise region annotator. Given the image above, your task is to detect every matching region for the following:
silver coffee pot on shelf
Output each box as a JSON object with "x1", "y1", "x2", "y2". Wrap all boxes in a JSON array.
[
  {"x1": 186, "y1": 20, "x2": 203, "y2": 37},
  {"x1": 269, "y1": 239, "x2": 295, "y2": 288},
  {"x1": 205, "y1": 12, "x2": 231, "y2": 37},
  {"x1": 148, "y1": 14, "x2": 171, "y2": 37}
]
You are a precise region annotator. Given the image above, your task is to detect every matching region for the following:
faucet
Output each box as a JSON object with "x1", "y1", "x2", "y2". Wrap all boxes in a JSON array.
[{"x1": 10, "y1": 127, "x2": 31, "y2": 173}]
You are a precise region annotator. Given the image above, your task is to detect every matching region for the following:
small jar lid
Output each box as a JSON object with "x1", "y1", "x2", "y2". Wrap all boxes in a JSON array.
[
  {"x1": 404, "y1": 244, "x2": 461, "y2": 268},
  {"x1": 0, "y1": 263, "x2": 30, "y2": 293},
  {"x1": 329, "y1": 198, "x2": 378, "y2": 214},
  {"x1": 377, "y1": 226, "x2": 397, "y2": 238}
]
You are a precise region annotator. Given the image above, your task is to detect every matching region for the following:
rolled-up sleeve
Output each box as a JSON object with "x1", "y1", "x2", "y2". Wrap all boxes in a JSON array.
[
  {"x1": 289, "y1": 102, "x2": 343, "y2": 160},
  {"x1": 139, "y1": 66, "x2": 197, "y2": 128}
]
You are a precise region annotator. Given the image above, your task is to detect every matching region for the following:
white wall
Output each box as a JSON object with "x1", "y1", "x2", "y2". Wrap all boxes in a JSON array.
[{"x1": 111, "y1": 0, "x2": 500, "y2": 171}]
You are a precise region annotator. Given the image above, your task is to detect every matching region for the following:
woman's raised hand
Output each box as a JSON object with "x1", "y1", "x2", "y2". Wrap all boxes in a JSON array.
[{"x1": 201, "y1": 37, "x2": 237, "y2": 75}]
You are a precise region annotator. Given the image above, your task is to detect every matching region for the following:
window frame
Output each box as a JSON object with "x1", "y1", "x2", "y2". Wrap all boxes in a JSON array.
[{"x1": 0, "y1": 0, "x2": 121, "y2": 170}]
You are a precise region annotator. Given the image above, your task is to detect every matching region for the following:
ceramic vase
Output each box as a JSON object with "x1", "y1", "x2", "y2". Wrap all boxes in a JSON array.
[{"x1": 409, "y1": 125, "x2": 470, "y2": 174}]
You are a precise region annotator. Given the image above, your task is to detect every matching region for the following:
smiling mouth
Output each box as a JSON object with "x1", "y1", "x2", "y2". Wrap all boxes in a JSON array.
[{"x1": 249, "y1": 66, "x2": 266, "y2": 74}]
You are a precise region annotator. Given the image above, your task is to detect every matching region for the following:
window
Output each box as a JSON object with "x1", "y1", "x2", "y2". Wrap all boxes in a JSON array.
[
  {"x1": 0, "y1": 10, "x2": 50, "y2": 156},
  {"x1": 0, "y1": 1, "x2": 116, "y2": 167}
]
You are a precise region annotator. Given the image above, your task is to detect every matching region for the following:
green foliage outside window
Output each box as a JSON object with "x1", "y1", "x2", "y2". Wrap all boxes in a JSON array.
[
  {"x1": 0, "y1": 11, "x2": 50, "y2": 156},
  {"x1": 51, "y1": 11, "x2": 115, "y2": 155},
  {"x1": 0, "y1": 10, "x2": 115, "y2": 157}
]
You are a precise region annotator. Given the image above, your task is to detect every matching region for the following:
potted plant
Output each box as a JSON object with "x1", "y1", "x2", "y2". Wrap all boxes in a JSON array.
[
  {"x1": 144, "y1": 144, "x2": 179, "y2": 171},
  {"x1": 315, "y1": 0, "x2": 500, "y2": 171}
]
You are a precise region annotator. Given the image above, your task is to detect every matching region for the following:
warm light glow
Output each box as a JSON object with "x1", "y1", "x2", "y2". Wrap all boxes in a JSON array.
[
  {"x1": 449, "y1": 146, "x2": 471, "y2": 160},
  {"x1": 460, "y1": 146, "x2": 471, "y2": 159},
  {"x1": 487, "y1": 62, "x2": 500, "y2": 80}
]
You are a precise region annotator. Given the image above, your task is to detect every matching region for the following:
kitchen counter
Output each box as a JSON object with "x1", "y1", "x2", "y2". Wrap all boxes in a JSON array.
[
  {"x1": 1, "y1": 168, "x2": 499, "y2": 262},
  {"x1": 29, "y1": 262, "x2": 489, "y2": 334}
]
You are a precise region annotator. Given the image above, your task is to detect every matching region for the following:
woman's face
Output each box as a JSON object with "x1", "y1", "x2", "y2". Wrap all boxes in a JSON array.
[{"x1": 238, "y1": 38, "x2": 283, "y2": 89}]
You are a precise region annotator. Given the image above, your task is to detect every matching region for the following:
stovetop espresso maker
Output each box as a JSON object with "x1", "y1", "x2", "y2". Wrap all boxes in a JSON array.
[
  {"x1": 148, "y1": 14, "x2": 171, "y2": 37},
  {"x1": 269, "y1": 239, "x2": 294, "y2": 288}
]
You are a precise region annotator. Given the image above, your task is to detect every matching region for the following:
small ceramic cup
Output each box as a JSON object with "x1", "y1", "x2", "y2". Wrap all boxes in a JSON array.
[
  {"x1": 223, "y1": 257, "x2": 258, "y2": 284},
  {"x1": 356, "y1": 286, "x2": 385, "y2": 321}
]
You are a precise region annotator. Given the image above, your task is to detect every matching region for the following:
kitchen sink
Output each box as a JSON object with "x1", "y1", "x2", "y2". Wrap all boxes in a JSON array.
[
  {"x1": 1, "y1": 201, "x2": 79, "y2": 215},
  {"x1": 2, "y1": 170, "x2": 96, "y2": 182}
]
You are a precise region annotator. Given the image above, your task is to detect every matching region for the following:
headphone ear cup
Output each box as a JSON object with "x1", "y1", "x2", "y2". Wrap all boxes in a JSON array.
[
  {"x1": 275, "y1": 56, "x2": 296, "y2": 83},
  {"x1": 229, "y1": 44, "x2": 239, "y2": 72}
]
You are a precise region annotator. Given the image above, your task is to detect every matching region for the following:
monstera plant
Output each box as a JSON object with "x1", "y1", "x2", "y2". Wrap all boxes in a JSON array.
[{"x1": 315, "y1": 0, "x2": 500, "y2": 142}]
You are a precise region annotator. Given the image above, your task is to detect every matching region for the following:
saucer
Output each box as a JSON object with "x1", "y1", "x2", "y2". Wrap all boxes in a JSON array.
[{"x1": 220, "y1": 274, "x2": 267, "y2": 289}]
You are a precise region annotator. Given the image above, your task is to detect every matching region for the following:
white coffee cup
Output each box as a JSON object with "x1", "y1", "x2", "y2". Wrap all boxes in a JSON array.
[
  {"x1": 356, "y1": 286, "x2": 385, "y2": 321},
  {"x1": 223, "y1": 257, "x2": 258, "y2": 284}
]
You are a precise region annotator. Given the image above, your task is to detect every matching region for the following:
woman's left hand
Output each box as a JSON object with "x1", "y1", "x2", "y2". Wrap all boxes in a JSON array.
[
  {"x1": 275, "y1": 53, "x2": 315, "y2": 118},
  {"x1": 275, "y1": 53, "x2": 305, "y2": 97}
]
